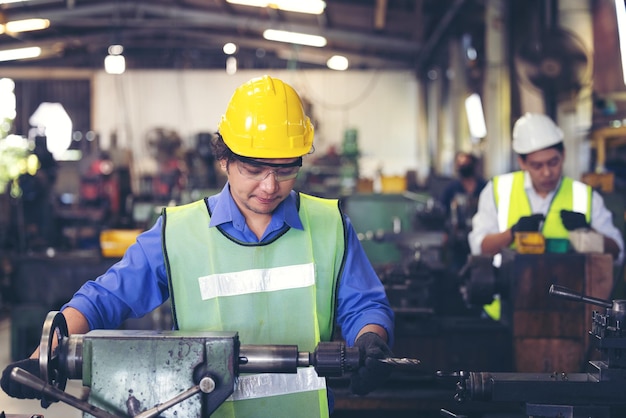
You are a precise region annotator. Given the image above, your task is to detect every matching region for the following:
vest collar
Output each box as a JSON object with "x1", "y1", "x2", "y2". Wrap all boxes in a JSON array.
[
  {"x1": 208, "y1": 182, "x2": 304, "y2": 232},
  {"x1": 524, "y1": 170, "x2": 563, "y2": 200}
]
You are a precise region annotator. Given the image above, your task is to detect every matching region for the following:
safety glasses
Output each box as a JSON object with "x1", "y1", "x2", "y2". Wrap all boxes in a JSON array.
[{"x1": 233, "y1": 154, "x2": 302, "y2": 182}]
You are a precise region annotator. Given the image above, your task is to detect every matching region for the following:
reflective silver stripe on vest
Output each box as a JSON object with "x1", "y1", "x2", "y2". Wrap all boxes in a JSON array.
[
  {"x1": 572, "y1": 181, "x2": 588, "y2": 214},
  {"x1": 496, "y1": 173, "x2": 514, "y2": 232},
  {"x1": 226, "y1": 367, "x2": 326, "y2": 401},
  {"x1": 198, "y1": 263, "x2": 315, "y2": 300}
]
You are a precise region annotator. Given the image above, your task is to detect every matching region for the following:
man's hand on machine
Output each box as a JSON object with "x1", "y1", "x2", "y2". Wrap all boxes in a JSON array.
[
  {"x1": 1, "y1": 358, "x2": 42, "y2": 399},
  {"x1": 350, "y1": 332, "x2": 393, "y2": 395}
]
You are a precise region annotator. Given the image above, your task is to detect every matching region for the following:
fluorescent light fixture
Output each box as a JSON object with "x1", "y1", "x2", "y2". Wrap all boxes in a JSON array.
[
  {"x1": 263, "y1": 29, "x2": 326, "y2": 47},
  {"x1": 223, "y1": 42, "x2": 237, "y2": 55},
  {"x1": 465, "y1": 93, "x2": 487, "y2": 139},
  {"x1": 2, "y1": 18, "x2": 50, "y2": 34},
  {"x1": 226, "y1": 0, "x2": 326, "y2": 15},
  {"x1": 226, "y1": 56, "x2": 237, "y2": 75},
  {"x1": 104, "y1": 54, "x2": 126, "y2": 74},
  {"x1": 327, "y1": 55, "x2": 349, "y2": 71},
  {"x1": 105, "y1": 44, "x2": 125, "y2": 74},
  {"x1": 616, "y1": 0, "x2": 626, "y2": 85},
  {"x1": 0, "y1": 46, "x2": 41, "y2": 62}
]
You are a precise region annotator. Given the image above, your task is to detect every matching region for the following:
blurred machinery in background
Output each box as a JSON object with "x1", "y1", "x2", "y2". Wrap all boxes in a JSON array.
[
  {"x1": 341, "y1": 192, "x2": 511, "y2": 382},
  {"x1": 143, "y1": 127, "x2": 187, "y2": 203},
  {"x1": 296, "y1": 128, "x2": 362, "y2": 198},
  {"x1": 184, "y1": 132, "x2": 219, "y2": 192}
]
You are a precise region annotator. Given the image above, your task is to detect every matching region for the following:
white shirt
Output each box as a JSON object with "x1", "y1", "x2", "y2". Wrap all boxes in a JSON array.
[{"x1": 468, "y1": 171, "x2": 624, "y2": 265}]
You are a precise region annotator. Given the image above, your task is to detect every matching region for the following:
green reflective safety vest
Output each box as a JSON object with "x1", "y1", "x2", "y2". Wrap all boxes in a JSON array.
[
  {"x1": 493, "y1": 171, "x2": 591, "y2": 239},
  {"x1": 162, "y1": 193, "x2": 347, "y2": 418}
]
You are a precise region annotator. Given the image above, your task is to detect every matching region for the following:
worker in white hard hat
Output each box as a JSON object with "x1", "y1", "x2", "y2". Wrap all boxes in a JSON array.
[
  {"x1": 468, "y1": 112, "x2": 623, "y2": 263},
  {"x1": 467, "y1": 112, "x2": 624, "y2": 321}
]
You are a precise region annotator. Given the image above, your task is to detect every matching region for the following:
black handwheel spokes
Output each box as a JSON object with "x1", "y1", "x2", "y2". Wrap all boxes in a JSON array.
[{"x1": 39, "y1": 311, "x2": 69, "y2": 408}]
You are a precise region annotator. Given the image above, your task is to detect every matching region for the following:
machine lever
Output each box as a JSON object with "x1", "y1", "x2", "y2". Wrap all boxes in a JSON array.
[
  {"x1": 549, "y1": 284, "x2": 613, "y2": 308},
  {"x1": 133, "y1": 376, "x2": 216, "y2": 418},
  {"x1": 439, "y1": 409, "x2": 468, "y2": 418},
  {"x1": 10, "y1": 367, "x2": 118, "y2": 418}
]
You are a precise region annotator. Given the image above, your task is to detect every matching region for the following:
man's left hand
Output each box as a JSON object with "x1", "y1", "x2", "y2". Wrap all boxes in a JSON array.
[
  {"x1": 560, "y1": 210, "x2": 590, "y2": 231},
  {"x1": 350, "y1": 332, "x2": 393, "y2": 395}
]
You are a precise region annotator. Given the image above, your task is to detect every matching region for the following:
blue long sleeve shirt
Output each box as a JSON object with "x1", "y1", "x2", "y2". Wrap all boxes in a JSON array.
[{"x1": 63, "y1": 185, "x2": 395, "y2": 347}]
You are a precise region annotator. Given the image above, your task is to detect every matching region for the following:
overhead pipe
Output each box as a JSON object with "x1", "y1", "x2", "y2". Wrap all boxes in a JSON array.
[
  {"x1": 415, "y1": 0, "x2": 467, "y2": 70},
  {"x1": 7, "y1": 2, "x2": 420, "y2": 54}
]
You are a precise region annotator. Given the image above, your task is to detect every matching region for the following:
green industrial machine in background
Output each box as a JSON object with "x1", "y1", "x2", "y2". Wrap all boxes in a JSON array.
[{"x1": 341, "y1": 192, "x2": 442, "y2": 266}]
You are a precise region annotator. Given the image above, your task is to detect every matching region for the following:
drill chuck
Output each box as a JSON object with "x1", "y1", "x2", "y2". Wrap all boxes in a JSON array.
[
  {"x1": 238, "y1": 342, "x2": 360, "y2": 377},
  {"x1": 312, "y1": 342, "x2": 361, "y2": 377}
]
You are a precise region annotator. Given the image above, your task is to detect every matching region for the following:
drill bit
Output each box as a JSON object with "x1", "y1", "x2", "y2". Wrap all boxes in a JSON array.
[{"x1": 377, "y1": 357, "x2": 422, "y2": 370}]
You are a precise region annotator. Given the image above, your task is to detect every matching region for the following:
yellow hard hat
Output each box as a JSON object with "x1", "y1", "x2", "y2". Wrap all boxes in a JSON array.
[{"x1": 218, "y1": 75, "x2": 314, "y2": 158}]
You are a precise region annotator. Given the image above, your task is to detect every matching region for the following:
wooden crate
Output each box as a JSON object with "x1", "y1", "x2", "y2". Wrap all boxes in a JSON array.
[{"x1": 507, "y1": 253, "x2": 614, "y2": 373}]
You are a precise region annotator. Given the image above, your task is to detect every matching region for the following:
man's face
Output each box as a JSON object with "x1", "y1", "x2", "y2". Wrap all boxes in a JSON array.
[
  {"x1": 221, "y1": 156, "x2": 300, "y2": 216},
  {"x1": 518, "y1": 147, "x2": 564, "y2": 195},
  {"x1": 456, "y1": 153, "x2": 475, "y2": 178}
]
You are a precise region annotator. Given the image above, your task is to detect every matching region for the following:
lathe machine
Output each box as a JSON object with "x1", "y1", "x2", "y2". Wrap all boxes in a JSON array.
[
  {"x1": 7, "y1": 281, "x2": 626, "y2": 417},
  {"x1": 6, "y1": 311, "x2": 418, "y2": 417},
  {"x1": 445, "y1": 284, "x2": 626, "y2": 418}
]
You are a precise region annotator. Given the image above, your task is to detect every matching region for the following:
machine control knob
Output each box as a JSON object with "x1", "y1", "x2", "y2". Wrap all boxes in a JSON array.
[{"x1": 198, "y1": 376, "x2": 216, "y2": 394}]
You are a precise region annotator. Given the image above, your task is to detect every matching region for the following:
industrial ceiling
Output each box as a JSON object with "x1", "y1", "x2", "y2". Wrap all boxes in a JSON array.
[{"x1": 0, "y1": 0, "x2": 485, "y2": 73}]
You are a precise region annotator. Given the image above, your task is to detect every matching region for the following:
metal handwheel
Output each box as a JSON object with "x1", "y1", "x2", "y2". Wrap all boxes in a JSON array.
[{"x1": 38, "y1": 310, "x2": 69, "y2": 406}]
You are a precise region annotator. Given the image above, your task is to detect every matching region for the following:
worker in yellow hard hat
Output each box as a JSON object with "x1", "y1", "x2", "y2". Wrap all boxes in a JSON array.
[
  {"x1": 2, "y1": 75, "x2": 395, "y2": 418},
  {"x1": 468, "y1": 112, "x2": 624, "y2": 320}
]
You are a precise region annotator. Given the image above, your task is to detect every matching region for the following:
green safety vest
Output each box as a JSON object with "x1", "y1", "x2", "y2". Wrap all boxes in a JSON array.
[
  {"x1": 162, "y1": 193, "x2": 346, "y2": 418},
  {"x1": 493, "y1": 171, "x2": 591, "y2": 239}
]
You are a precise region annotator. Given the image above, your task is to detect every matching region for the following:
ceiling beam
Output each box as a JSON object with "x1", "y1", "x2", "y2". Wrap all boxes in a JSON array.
[
  {"x1": 374, "y1": 0, "x2": 388, "y2": 31},
  {"x1": 7, "y1": 1, "x2": 421, "y2": 54},
  {"x1": 416, "y1": 0, "x2": 467, "y2": 70}
]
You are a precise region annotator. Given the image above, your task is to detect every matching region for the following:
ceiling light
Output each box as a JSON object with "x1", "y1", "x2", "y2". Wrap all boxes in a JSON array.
[
  {"x1": 223, "y1": 42, "x2": 237, "y2": 55},
  {"x1": 226, "y1": 0, "x2": 326, "y2": 15},
  {"x1": 0, "y1": 46, "x2": 41, "y2": 62},
  {"x1": 465, "y1": 93, "x2": 487, "y2": 139},
  {"x1": 2, "y1": 18, "x2": 50, "y2": 34},
  {"x1": 226, "y1": 56, "x2": 237, "y2": 75},
  {"x1": 263, "y1": 29, "x2": 326, "y2": 47},
  {"x1": 327, "y1": 55, "x2": 349, "y2": 71},
  {"x1": 104, "y1": 54, "x2": 126, "y2": 75},
  {"x1": 105, "y1": 44, "x2": 125, "y2": 74}
]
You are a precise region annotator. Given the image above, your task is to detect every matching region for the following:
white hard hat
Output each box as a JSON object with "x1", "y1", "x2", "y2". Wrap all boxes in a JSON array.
[{"x1": 512, "y1": 113, "x2": 564, "y2": 154}]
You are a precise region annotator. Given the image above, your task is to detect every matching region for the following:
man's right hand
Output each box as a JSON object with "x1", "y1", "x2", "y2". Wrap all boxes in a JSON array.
[
  {"x1": 510, "y1": 214, "x2": 545, "y2": 238},
  {"x1": 1, "y1": 358, "x2": 42, "y2": 399}
]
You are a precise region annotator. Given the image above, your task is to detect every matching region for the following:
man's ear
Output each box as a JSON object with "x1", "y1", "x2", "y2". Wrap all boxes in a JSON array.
[
  {"x1": 517, "y1": 155, "x2": 526, "y2": 170},
  {"x1": 219, "y1": 159, "x2": 228, "y2": 173}
]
